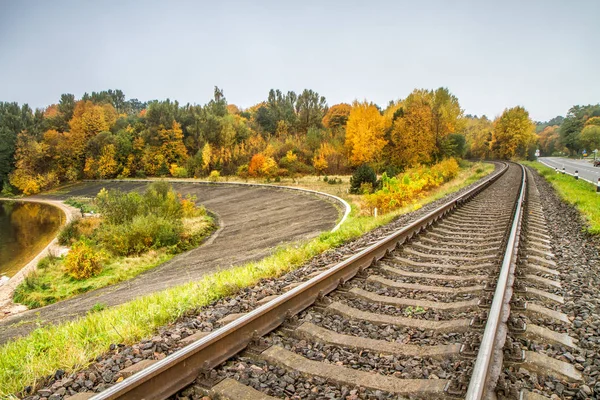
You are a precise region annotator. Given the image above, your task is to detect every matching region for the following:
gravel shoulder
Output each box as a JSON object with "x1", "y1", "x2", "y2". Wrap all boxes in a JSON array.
[
  {"x1": 0, "y1": 182, "x2": 339, "y2": 344},
  {"x1": 521, "y1": 166, "x2": 600, "y2": 398}
]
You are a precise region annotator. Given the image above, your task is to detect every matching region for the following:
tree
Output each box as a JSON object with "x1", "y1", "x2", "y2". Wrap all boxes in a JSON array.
[
  {"x1": 344, "y1": 101, "x2": 388, "y2": 166},
  {"x1": 463, "y1": 115, "x2": 493, "y2": 159},
  {"x1": 322, "y1": 103, "x2": 352, "y2": 131},
  {"x1": 201, "y1": 142, "x2": 213, "y2": 173},
  {"x1": 579, "y1": 125, "x2": 600, "y2": 153},
  {"x1": 559, "y1": 104, "x2": 600, "y2": 154},
  {"x1": 295, "y1": 89, "x2": 327, "y2": 134},
  {"x1": 537, "y1": 125, "x2": 561, "y2": 156},
  {"x1": 0, "y1": 102, "x2": 35, "y2": 190},
  {"x1": 159, "y1": 121, "x2": 188, "y2": 167},
  {"x1": 389, "y1": 90, "x2": 435, "y2": 167},
  {"x1": 430, "y1": 87, "x2": 463, "y2": 159},
  {"x1": 492, "y1": 106, "x2": 536, "y2": 159}
]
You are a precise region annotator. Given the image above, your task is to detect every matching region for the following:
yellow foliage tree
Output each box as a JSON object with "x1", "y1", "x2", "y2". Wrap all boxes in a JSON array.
[
  {"x1": 159, "y1": 121, "x2": 188, "y2": 166},
  {"x1": 322, "y1": 103, "x2": 352, "y2": 131},
  {"x1": 492, "y1": 106, "x2": 536, "y2": 159},
  {"x1": 97, "y1": 144, "x2": 118, "y2": 178},
  {"x1": 344, "y1": 101, "x2": 388, "y2": 166},
  {"x1": 201, "y1": 142, "x2": 212, "y2": 173},
  {"x1": 390, "y1": 90, "x2": 436, "y2": 167},
  {"x1": 463, "y1": 116, "x2": 493, "y2": 159}
]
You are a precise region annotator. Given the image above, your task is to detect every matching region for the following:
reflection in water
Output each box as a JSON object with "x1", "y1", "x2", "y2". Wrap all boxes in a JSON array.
[{"x1": 0, "y1": 201, "x2": 63, "y2": 278}]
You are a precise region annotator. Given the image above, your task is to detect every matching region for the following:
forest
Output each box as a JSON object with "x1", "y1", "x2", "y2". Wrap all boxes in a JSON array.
[{"x1": 0, "y1": 86, "x2": 580, "y2": 196}]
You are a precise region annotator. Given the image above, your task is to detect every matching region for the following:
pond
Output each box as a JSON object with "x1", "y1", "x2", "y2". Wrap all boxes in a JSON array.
[{"x1": 0, "y1": 201, "x2": 64, "y2": 278}]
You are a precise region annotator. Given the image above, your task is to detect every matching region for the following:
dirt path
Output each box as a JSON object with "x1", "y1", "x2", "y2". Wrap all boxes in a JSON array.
[{"x1": 0, "y1": 181, "x2": 339, "y2": 344}]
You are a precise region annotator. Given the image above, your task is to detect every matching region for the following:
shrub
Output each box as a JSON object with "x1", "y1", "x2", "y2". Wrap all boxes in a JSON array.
[
  {"x1": 208, "y1": 170, "x2": 221, "y2": 182},
  {"x1": 58, "y1": 219, "x2": 81, "y2": 245},
  {"x1": 364, "y1": 158, "x2": 460, "y2": 213},
  {"x1": 98, "y1": 215, "x2": 183, "y2": 256},
  {"x1": 359, "y1": 182, "x2": 374, "y2": 194},
  {"x1": 350, "y1": 165, "x2": 377, "y2": 194},
  {"x1": 237, "y1": 164, "x2": 249, "y2": 179},
  {"x1": 37, "y1": 254, "x2": 59, "y2": 270},
  {"x1": 169, "y1": 164, "x2": 189, "y2": 178},
  {"x1": 64, "y1": 241, "x2": 103, "y2": 280},
  {"x1": 96, "y1": 188, "x2": 143, "y2": 225}
]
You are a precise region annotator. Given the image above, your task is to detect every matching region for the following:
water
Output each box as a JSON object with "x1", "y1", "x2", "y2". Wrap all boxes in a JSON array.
[{"x1": 0, "y1": 201, "x2": 64, "y2": 278}]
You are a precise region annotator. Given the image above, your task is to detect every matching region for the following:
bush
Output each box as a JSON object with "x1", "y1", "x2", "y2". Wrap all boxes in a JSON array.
[
  {"x1": 169, "y1": 164, "x2": 189, "y2": 178},
  {"x1": 96, "y1": 182, "x2": 183, "y2": 225},
  {"x1": 350, "y1": 165, "x2": 377, "y2": 194},
  {"x1": 208, "y1": 170, "x2": 221, "y2": 182},
  {"x1": 37, "y1": 254, "x2": 58, "y2": 270},
  {"x1": 64, "y1": 241, "x2": 103, "y2": 280},
  {"x1": 58, "y1": 219, "x2": 81, "y2": 245},
  {"x1": 96, "y1": 188, "x2": 143, "y2": 225},
  {"x1": 237, "y1": 164, "x2": 249, "y2": 179},
  {"x1": 98, "y1": 214, "x2": 183, "y2": 256},
  {"x1": 364, "y1": 158, "x2": 460, "y2": 213}
]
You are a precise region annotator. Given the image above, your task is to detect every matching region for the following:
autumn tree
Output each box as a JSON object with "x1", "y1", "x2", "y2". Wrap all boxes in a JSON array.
[
  {"x1": 344, "y1": 101, "x2": 388, "y2": 166},
  {"x1": 389, "y1": 90, "x2": 436, "y2": 167},
  {"x1": 463, "y1": 115, "x2": 493, "y2": 159},
  {"x1": 430, "y1": 87, "x2": 463, "y2": 159},
  {"x1": 559, "y1": 104, "x2": 600, "y2": 154},
  {"x1": 492, "y1": 106, "x2": 537, "y2": 159},
  {"x1": 537, "y1": 125, "x2": 561, "y2": 156},
  {"x1": 579, "y1": 123, "x2": 600, "y2": 153},
  {"x1": 322, "y1": 103, "x2": 351, "y2": 131},
  {"x1": 0, "y1": 102, "x2": 35, "y2": 191}
]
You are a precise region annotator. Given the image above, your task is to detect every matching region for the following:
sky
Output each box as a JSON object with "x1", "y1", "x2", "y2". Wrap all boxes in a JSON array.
[{"x1": 0, "y1": 0, "x2": 598, "y2": 122}]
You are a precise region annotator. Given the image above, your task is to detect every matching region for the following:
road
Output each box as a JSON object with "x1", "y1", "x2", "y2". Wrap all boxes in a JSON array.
[{"x1": 538, "y1": 157, "x2": 600, "y2": 185}]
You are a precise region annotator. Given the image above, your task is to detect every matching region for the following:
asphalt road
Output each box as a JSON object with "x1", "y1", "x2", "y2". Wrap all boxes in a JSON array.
[{"x1": 538, "y1": 157, "x2": 600, "y2": 185}]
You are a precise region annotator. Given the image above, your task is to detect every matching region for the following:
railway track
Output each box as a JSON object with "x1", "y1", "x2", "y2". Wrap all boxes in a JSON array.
[{"x1": 81, "y1": 162, "x2": 581, "y2": 400}]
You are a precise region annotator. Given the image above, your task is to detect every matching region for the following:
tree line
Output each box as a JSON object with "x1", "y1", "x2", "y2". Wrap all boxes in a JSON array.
[
  {"x1": 535, "y1": 105, "x2": 600, "y2": 157},
  {"x1": 0, "y1": 87, "x2": 540, "y2": 195}
]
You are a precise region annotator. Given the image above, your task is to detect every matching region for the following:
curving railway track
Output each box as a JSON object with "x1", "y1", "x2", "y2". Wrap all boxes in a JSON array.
[{"x1": 76, "y1": 162, "x2": 580, "y2": 400}]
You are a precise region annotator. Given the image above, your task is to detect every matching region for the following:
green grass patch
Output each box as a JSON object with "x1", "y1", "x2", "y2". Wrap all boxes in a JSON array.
[
  {"x1": 12, "y1": 251, "x2": 175, "y2": 308},
  {"x1": 0, "y1": 161, "x2": 493, "y2": 396},
  {"x1": 64, "y1": 197, "x2": 97, "y2": 214},
  {"x1": 522, "y1": 161, "x2": 600, "y2": 234}
]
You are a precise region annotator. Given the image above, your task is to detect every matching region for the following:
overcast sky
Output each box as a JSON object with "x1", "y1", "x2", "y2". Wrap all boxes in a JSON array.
[{"x1": 0, "y1": 0, "x2": 598, "y2": 121}]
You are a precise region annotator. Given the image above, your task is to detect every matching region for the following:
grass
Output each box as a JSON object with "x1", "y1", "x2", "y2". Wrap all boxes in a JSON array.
[
  {"x1": 63, "y1": 197, "x2": 97, "y2": 214},
  {"x1": 12, "y1": 216, "x2": 214, "y2": 308},
  {"x1": 0, "y1": 161, "x2": 493, "y2": 396},
  {"x1": 522, "y1": 161, "x2": 600, "y2": 234},
  {"x1": 13, "y1": 251, "x2": 174, "y2": 308}
]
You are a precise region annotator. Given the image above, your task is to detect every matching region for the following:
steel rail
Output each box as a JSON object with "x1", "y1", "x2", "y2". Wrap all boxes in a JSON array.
[
  {"x1": 465, "y1": 164, "x2": 526, "y2": 399},
  {"x1": 91, "y1": 162, "x2": 509, "y2": 400}
]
